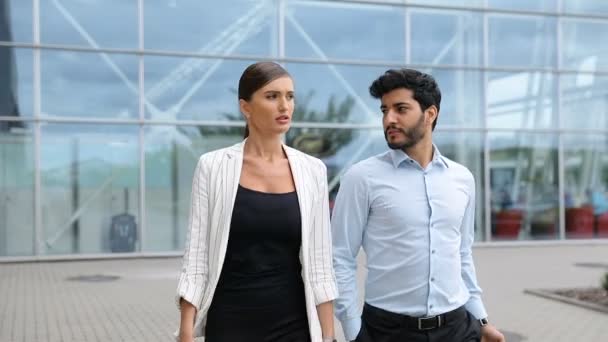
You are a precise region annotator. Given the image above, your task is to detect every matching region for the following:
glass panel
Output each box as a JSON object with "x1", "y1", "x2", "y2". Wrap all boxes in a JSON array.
[
  {"x1": 0, "y1": 0, "x2": 32, "y2": 42},
  {"x1": 561, "y1": 74, "x2": 608, "y2": 130},
  {"x1": 286, "y1": 127, "x2": 387, "y2": 207},
  {"x1": 286, "y1": 64, "x2": 482, "y2": 127},
  {"x1": 40, "y1": 0, "x2": 137, "y2": 48},
  {"x1": 144, "y1": 57, "x2": 254, "y2": 121},
  {"x1": 147, "y1": 61, "x2": 481, "y2": 126},
  {"x1": 489, "y1": 132, "x2": 558, "y2": 240},
  {"x1": 562, "y1": 20, "x2": 608, "y2": 72},
  {"x1": 562, "y1": 1, "x2": 608, "y2": 15},
  {"x1": 410, "y1": 10, "x2": 482, "y2": 66},
  {"x1": 0, "y1": 124, "x2": 34, "y2": 256},
  {"x1": 564, "y1": 134, "x2": 608, "y2": 238},
  {"x1": 431, "y1": 69, "x2": 483, "y2": 127},
  {"x1": 487, "y1": 0, "x2": 557, "y2": 12},
  {"x1": 0, "y1": 47, "x2": 33, "y2": 117},
  {"x1": 41, "y1": 51, "x2": 138, "y2": 119},
  {"x1": 40, "y1": 124, "x2": 139, "y2": 255},
  {"x1": 434, "y1": 131, "x2": 485, "y2": 241},
  {"x1": 286, "y1": 1, "x2": 405, "y2": 62},
  {"x1": 487, "y1": 72, "x2": 556, "y2": 129},
  {"x1": 488, "y1": 15, "x2": 556, "y2": 68},
  {"x1": 145, "y1": 0, "x2": 276, "y2": 56},
  {"x1": 287, "y1": 63, "x2": 385, "y2": 124},
  {"x1": 144, "y1": 125, "x2": 243, "y2": 252}
]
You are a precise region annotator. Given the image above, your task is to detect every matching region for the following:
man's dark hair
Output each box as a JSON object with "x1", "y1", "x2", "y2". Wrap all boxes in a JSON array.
[{"x1": 369, "y1": 69, "x2": 441, "y2": 130}]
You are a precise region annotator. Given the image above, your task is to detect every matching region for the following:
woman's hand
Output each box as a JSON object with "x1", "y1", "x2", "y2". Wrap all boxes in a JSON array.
[
  {"x1": 178, "y1": 330, "x2": 194, "y2": 342},
  {"x1": 179, "y1": 298, "x2": 197, "y2": 342}
]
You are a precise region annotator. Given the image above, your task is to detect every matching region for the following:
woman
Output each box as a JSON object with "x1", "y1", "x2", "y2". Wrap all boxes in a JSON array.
[{"x1": 176, "y1": 62, "x2": 338, "y2": 342}]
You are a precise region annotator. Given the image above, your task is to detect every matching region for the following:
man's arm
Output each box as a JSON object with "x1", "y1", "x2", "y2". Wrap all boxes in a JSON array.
[
  {"x1": 460, "y1": 177, "x2": 505, "y2": 342},
  {"x1": 459, "y1": 177, "x2": 487, "y2": 319},
  {"x1": 332, "y1": 167, "x2": 369, "y2": 341}
]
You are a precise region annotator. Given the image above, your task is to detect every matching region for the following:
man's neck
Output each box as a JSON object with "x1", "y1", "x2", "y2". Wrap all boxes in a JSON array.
[{"x1": 403, "y1": 137, "x2": 434, "y2": 169}]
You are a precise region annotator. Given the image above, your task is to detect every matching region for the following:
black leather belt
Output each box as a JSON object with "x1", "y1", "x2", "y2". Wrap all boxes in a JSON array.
[{"x1": 363, "y1": 303, "x2": 467, "y2": 331}]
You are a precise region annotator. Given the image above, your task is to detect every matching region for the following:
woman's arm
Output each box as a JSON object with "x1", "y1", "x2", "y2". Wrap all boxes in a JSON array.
[
  {"x1": 176, "y1": 154, "x2": 212, "y2": 339},
  {"x1": 179, "y1": 299, "x2": 196, "y2": 342},
  {"x1": 317, "y1": 301, "x2": 335, "y2": 341},
  {"x1": 309, "y1": 160, "x2": 339, "y2": 340}
]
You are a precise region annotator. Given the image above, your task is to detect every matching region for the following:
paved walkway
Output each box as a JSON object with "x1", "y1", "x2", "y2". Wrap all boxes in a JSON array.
[{"x1": 1, "y1": 244, "x2": 607, "y2": 341}]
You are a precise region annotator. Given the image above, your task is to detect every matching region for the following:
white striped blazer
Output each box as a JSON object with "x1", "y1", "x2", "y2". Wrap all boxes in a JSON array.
[{"x1": 175, "y1": 139, "x2": 338, "y2": 341}]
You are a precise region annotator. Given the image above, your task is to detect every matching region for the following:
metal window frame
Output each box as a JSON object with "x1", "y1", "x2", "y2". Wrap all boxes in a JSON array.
[
  {"x1": 138, "y1": 0, "x2": 146, "y2": 253},
  {"x1": 33, "y1": 0, "x2": 42, "y2": 255}
]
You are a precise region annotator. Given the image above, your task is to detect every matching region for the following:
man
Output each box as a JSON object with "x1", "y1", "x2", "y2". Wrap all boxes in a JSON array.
[{"x1": 332, "y1": 69, "x2": 504, "y2": 342}]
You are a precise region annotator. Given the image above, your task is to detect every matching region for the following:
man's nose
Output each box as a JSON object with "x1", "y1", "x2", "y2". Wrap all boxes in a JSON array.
[{"x1": 385, "y1": 109, "x2": 398, "y2": 123}]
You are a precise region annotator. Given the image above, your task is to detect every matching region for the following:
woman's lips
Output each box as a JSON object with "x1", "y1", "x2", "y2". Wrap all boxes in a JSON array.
[{"x1": 276, "y1": 115, "x2": 290, "y2": 124}]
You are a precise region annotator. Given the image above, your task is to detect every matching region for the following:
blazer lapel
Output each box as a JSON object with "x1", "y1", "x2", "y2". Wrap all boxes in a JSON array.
[{"x1": 213, "y1": 141, "x2": 245, "y2": 277}]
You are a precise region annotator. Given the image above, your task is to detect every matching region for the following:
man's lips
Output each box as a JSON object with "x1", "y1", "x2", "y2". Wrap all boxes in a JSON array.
[{"x1": 386, "y1": 128, "x2": 402, "y2": 136}]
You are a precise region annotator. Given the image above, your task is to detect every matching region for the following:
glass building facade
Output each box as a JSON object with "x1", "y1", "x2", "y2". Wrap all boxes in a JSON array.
[{"x1": 1, "y1": 0, "x2": 608, "y2": 258}]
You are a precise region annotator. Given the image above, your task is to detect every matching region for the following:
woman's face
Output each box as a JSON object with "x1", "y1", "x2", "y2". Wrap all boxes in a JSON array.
[{"x1": 240, "y1": 76, "x2": 295, "y2": 136}]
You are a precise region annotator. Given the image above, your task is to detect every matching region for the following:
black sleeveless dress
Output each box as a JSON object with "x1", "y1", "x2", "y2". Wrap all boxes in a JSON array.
[{"x1": 205, "y1": 185, "x2": 310, "y2": 342}]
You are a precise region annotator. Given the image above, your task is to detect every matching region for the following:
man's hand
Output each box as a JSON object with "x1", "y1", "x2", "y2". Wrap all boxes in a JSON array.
[{"x1": 481, "y1": 324, "x2": 505, "y2": 342}]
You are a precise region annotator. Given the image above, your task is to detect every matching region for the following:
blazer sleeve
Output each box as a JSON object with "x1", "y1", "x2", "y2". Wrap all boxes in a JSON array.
[
  {"x1": 308, "y1": 160, "x2": 339, "y2": 305},
  {"x1": 175, "y1": 154, "x2": 210, "y2": 310}
]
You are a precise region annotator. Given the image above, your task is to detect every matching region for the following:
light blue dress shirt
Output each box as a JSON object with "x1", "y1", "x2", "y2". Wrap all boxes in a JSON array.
[{"x1": 332, "y1": 147, "x2": 488, "y2": 341}]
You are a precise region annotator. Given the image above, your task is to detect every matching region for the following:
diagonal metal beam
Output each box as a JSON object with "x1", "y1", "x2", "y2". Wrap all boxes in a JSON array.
[
  {"x1": 286, "y1": 11, "x2": 383, "y2": 191},
  {"x1": 51, "y1": 0, "x2": 161, "y2": 115}
]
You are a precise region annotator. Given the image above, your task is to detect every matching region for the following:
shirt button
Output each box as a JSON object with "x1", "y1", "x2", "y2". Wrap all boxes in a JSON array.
[
  {"x1": 432, "y1": 250, "x2": 436, "y2": 254},
  {"x1": 430, "y1": 305, "x2": 434, "y2": 309},
  {"x1": 431, "y1": 277, "x2": 435, "y2": 282}
]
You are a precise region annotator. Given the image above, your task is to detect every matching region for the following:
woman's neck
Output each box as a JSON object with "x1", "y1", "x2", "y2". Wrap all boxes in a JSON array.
[{"x1": 244, "y1": 134, "x2": 285, "y2": 161}]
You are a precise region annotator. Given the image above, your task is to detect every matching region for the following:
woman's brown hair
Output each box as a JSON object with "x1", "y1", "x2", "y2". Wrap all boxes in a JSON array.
[{"x1": 238, "y1": 62, "x2": 291, "y2": 138}]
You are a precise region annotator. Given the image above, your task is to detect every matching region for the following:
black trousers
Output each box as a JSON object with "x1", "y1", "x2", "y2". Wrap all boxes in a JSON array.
[{"x1": 353, "y1": 303, "x2": 481, "y2": 342}]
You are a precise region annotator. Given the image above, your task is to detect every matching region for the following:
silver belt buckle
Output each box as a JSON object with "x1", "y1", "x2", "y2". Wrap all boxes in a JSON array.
[{"x1": 417, "y1": 315, "x2": 442, "y2": 330}]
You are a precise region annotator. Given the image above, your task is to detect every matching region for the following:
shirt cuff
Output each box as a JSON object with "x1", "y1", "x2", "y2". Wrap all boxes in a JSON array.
[
  {"x1": 342, "y1": 316, "x2": 362, "y2": 342},
  {"x1": 464, "y1": 296, "x2": 488, "y2": 319}
]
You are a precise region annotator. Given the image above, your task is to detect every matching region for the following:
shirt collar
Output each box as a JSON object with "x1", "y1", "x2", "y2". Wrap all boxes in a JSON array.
[{"x1": 389, "y1": 145, "x2": 450, "y2": 169}]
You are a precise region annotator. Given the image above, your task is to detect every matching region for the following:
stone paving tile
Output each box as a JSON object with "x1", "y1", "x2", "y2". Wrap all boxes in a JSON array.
[{"x1": 1, "y1": 245, "x2": 607, "y2": 342}]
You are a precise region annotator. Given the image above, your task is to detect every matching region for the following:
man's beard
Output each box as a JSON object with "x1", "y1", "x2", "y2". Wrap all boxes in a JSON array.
[{"x1": 384, "y1": 114, "x2": 426, "y2": 150}]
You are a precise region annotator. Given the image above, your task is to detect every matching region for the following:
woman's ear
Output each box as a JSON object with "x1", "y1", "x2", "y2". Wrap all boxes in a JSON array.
[{"x1": 239, "y1": 99, "x2": 251, "y2": 120}]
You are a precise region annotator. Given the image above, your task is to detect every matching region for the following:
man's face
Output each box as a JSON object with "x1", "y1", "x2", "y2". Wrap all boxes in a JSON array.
[{"x1": 380, "y1": 88, "x2": 430, "y2": 150}]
